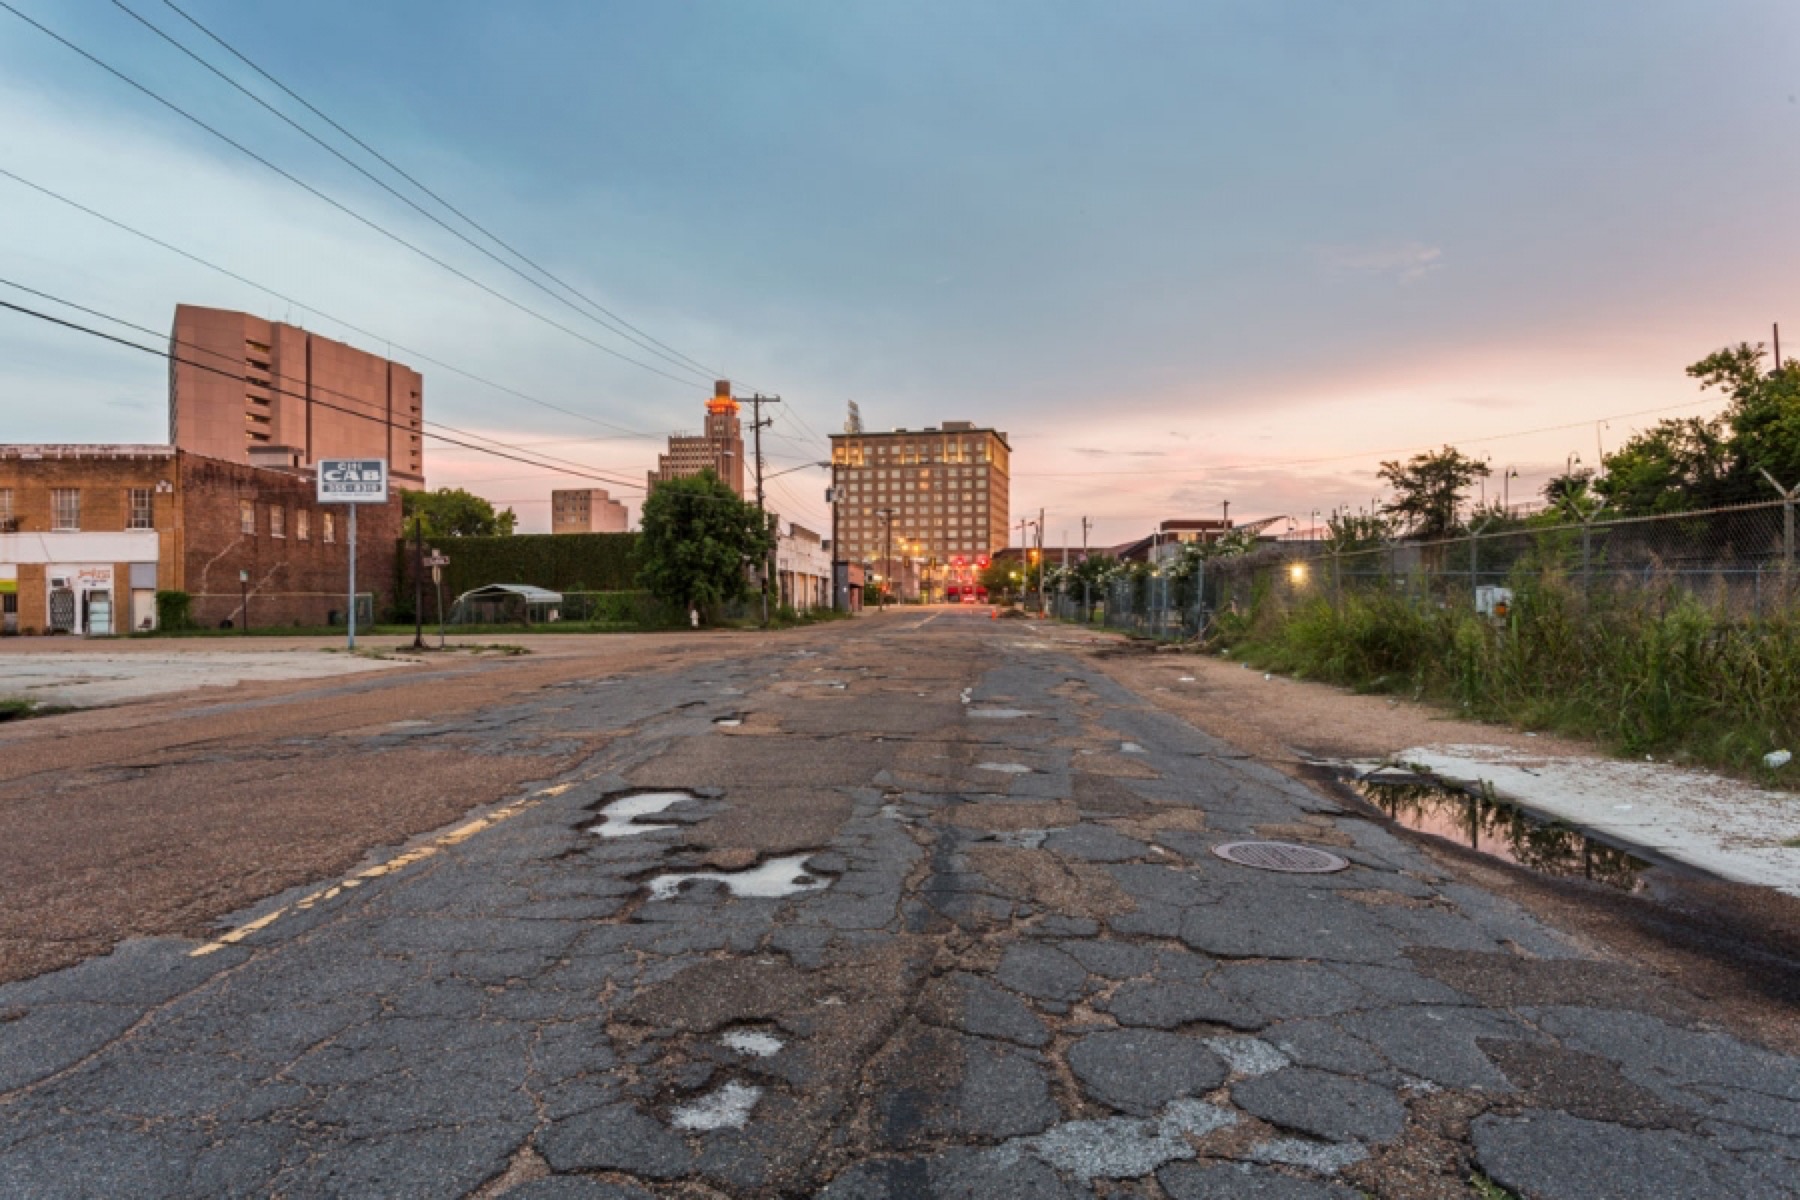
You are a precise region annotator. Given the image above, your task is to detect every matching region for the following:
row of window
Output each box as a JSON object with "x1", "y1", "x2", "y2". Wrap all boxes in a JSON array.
[
  {"x1": 238, "y1": 500, "x2": 334, "y2": 543},
  {"x1": 0, "y1": 488, "x2": 156, "y2": 533}
]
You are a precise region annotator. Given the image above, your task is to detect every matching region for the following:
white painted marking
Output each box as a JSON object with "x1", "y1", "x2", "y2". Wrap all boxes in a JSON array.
[
  {"x1": 969, "y1": 708, "x2": 1033, "y2": 719},
  {"x1": 590, "y1": 791, "x2": 691, "y2": 838},
  {"x1": 671, "y1": 1082, "x2": 762, "y2": 1131},
  {"x1": 976, "y1": 762, "x2": 1032, "y2": 774},
  {"x1": 1121, "y1": 742, "x2": 1145, "y2": 754}
]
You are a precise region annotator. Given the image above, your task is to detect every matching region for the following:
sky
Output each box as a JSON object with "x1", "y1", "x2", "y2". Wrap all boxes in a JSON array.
[{"x1": 2, "y1": 0, "x2": 1797, "y2": 541}]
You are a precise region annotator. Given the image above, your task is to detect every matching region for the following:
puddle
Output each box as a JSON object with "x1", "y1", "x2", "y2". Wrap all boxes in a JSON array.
[
  {"x1": 720, "y1": 1030, "x2": 784, "y2": 1057},
  {"x1": 1348, "y1": 772, "x2": 1649, "y2": 891},
  {"x1": 589, "y1": 791, "x2": 695, "y2": 839},
  {"x1": 671, "y1": 1082, "x2": 762, "y2": 1131},
  {"x1": 976, "y1": 762, "x2": 1032, "y2": 774},
  {"x1": 646, "y1": 853, "x2": 829, "y2": 901},
  {"x1": 969, "y1": 708, "x2": 1034, "y2": 720},
  {"x1": 991, "y1": 828, "x2": 1056, "y2": 849}
]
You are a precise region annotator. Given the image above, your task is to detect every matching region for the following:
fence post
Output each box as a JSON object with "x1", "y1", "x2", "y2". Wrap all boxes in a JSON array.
[{"x1": 1757, "y1": 470, "x2": 1796, "y2": 597}]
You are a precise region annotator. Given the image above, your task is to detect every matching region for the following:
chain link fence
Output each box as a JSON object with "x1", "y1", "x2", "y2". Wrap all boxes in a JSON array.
[{"x1": 1053, "y1": 498, "x2": 1800, "y2": 638}]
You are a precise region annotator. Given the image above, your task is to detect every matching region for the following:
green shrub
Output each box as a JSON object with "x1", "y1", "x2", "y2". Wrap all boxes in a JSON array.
[{"x1": 153, "y1": 589, "x2": 193, "y2": 631}]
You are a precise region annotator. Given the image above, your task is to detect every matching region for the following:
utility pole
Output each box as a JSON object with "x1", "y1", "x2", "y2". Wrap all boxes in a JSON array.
[
  {"x1": 411, "y1": 515, "x2": 425, "y2": 650},
  {"x1": 1036, "y1": 506, "x2": 1046, "y2": 615},
  {"x1": 878, "y1": 508, "x2": 896, "y2": 611},
  {"x1": 828, "y1": 463, "x2": 842, "y2": 611},
  {"x1": 747, "y1": 392, "x2": 781, "y2": 626}
]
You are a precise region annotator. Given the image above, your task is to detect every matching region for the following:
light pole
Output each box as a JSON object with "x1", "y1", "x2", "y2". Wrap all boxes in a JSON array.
[{"x1": 877, "y1": 509, "x2": 896, "y2": 611}]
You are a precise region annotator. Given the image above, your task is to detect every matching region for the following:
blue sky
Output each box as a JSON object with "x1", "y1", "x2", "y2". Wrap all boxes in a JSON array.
[{"x1": 3, "y1": 1, "x2": 1797, "y2": 538}]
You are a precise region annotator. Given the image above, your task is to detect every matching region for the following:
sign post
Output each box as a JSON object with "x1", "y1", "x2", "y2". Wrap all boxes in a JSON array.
[
  {"x1": 316, "y1": 459, "x2": 388, "y2": 651},
  {"x1": 424, "y1": 551, "x2": 450, "y2": 648}
]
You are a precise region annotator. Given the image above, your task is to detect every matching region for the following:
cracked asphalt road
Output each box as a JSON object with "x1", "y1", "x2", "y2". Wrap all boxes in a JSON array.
[{"x1": 1, "y1": 610, "x2": 1797, "y2": 1198}]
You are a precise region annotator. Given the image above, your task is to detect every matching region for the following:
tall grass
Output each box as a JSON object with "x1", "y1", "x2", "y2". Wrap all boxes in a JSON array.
[{"x1": 1215, "y1": 575, "x2": 1800, "y2": 774}]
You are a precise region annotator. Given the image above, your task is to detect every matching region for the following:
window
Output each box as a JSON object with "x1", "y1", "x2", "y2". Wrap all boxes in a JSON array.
[
  {"x1": 323, "y1": 511, "x2": 335, "y2": 543},
  {"x1": 51, "y1": 489, "x2": 80, "y2": 531},
  {"x1": 238, "y1": 500, "x2": 255, "y2": 535},
  {"x1": 128, "y1": 488, "x2": 153, "y2": 530},
  {"x1": 270, "y1": 506, "x2": 285, "y2": 539},
  {"x1": 297, "y1": 509, "x2": 310, "y2": 541},
  {"x1": 0, "y1": 488, "x2": 12, "y2": 530}
]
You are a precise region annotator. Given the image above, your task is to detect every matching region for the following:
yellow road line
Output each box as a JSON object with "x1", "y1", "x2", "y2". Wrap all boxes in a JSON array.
[{"x1": 189, "y1": 781, "x2": 578, "y2": 957}]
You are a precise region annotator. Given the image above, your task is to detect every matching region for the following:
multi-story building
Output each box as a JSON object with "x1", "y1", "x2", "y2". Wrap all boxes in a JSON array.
[
  {"x1": 0, "y1": 444, "x2": 401, "y2": 634},
  {"x1": 648, "y1": 381, "x2": 745, "y2": 498},
  {"x1": 550, "y1": 488, "x2": 629, "y2": 533},
  {"x1": 828, "y1": 421, "x2": 1011, "y2": 595},
  {"x1": 169, "y1": 304, "x2": 425, "y2": 488},
  {"x1": 775, "y1": 522, "x2": 831, "y2": 611}
]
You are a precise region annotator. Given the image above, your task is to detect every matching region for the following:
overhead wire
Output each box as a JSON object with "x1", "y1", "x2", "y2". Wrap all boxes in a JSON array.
[
  {"x1": 107, "y1": 0, "x2": 716, "y2": 385},
  {"x1": 0, "y1": 167, "x2": 673, "y2": 443},
  {"x1": 156, "y1": 0, "x2": 727, "y2": 383},
  {"x1": 0, "y1": 0, "x2": 704, "y2": 389}
]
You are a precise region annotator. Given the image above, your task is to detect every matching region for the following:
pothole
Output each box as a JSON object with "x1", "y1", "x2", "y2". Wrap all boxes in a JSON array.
[
  {"x1": 589, "y1": 790, "x2": 697, "y2": 838},
  {"x1": 1345, "y1": 769, "x2": 1651, "y2": 892},
  {"x1": 719, "y1": 1029, "x2": 784, "y2": 1057},
  {"x1": 646, "y1": 854, "x2": 830, "y2": 901},
  {"x1": 670, "y1": 1081, "x2": 762, "y2": 1131}
]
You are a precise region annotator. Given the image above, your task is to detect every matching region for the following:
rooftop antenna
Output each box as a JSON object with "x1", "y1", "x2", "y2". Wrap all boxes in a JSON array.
[{"x1": 845, "y1": 400, "x2": 864, "y2": 435}]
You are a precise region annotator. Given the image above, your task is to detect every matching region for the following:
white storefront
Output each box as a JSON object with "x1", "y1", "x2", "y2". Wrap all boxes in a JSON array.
[
  {"x1": 776, "y1": 524, "x2": 832, "y2": 611},
  {"x1": 0, "y1": 531, "x2": 160, "y2": 635}
]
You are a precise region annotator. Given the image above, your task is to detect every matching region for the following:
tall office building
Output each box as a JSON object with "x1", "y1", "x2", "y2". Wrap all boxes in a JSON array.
[
  {"x1": 828, "y1": 420, "x2": 1011, "y2": 578},
  {"x1": 648, "y1": 381, "x2": 746, "y2": 497},
  {"x1": 169, "y1": 305, "x2": 424, "y2": 486},
  {"x1": 551, "y1": 488, "x2": 629, "y2": 533}
]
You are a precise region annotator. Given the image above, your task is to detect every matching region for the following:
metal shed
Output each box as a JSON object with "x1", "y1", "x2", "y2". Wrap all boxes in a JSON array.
[{"x1": 447, "y1": 583, "x2": 564, "y2": 626}]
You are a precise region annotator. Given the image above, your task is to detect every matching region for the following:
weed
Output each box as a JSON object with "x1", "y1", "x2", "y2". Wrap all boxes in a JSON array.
[{"x1": 1470, "y1": 1172, "x2": 1518, "y2": 1200}]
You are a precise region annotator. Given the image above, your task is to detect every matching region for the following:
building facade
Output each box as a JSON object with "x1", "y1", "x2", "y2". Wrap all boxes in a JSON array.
[
  {"x1": 775, "y1": 522, "x2": 831, "y2": 611},
  {"x1": 551, "y1": 488, "x2": 629, "y2": 533},
  {"x1": 828, "y1": 420, "x2": 1011, "y2": 594},
  {"x1": 0, "y1": 445, "x2": 401, "y2": 634},
  {"x1": 170, "y1": 305, "x2": 425, "y2": 488},
  {"x1": 648, "y1": 381, "x2": 745, "y2": 498}
]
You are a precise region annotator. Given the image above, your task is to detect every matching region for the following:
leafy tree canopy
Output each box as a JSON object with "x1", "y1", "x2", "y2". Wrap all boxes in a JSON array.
[
  {"x1": 1597, "y1": 341, "x2": 1800, "y2": 515},
  {"x1": 635, "y1": 470, "x2": 772, "y2": 613},
  {"x1": 1377, "y1": 445, "x2": 1490, "y2": 540},
  {"x1": 400, "y1": 487, "x2": 517, "y2": 537}
]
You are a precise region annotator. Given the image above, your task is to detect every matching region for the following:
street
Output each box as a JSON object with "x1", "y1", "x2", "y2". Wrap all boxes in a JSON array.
[{"x1": 1, "y1": 610, "x2": 1797, "y2": 1199}]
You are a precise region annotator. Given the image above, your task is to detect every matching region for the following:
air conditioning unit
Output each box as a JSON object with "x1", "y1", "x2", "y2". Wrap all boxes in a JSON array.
[{"x1": 50, "y1": 576, "x2": 70, "y2": 589}]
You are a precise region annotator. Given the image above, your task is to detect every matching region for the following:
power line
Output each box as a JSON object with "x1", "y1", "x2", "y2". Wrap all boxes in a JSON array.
[
  {"x1": 107, "y1": 0, "x2": 716, "y2": 385},
  {"x1": 0, "y1": 0, "x2": 704, "y2": 389},
  {"x1": 0, "y1": 290, "x2": 659, "y2": 495},
  {"x1": 0, "y1": 167, "x2": 672, "y2": 444},
  {"x1": 1008, "y1": 396, "x2": 1731, "y2": 481},
  {"x1": 156, "y1": 0, "x2": 728, "y2": 385}
]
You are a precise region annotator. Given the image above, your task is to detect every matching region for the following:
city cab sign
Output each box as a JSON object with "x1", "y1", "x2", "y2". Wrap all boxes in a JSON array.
[{"x1": 316, "y1": 459, "x2": 388, "y2": 503}]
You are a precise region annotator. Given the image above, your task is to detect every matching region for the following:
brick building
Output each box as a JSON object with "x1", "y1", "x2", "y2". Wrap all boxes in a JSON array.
[
  {"x1": 828, "y1": 420, "x2": 1011, "y2": 598},
  {"x1": 0, "y1": 445, "x2": 400, "y2": 634},
  {"x1": 551, "y1": 488, "x2": 629, "y2": 533},
  {"x1": 648, "y1": 381, "x2": 746, "y2": 498},
  {"x1": 170, "y1": 305, "x2": 425, "y2": 488}
]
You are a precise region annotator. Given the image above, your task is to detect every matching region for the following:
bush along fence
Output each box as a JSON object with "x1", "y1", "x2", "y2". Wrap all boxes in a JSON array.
[
  {"x1": 1196, "y1": 499, "x2": 1800, "y2": 772},
  {"x1": 392, "y1": 532, "x2": 640, "y2": 620}
]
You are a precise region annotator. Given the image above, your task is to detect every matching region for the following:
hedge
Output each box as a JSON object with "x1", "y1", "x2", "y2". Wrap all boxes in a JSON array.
[{"x1": 395, "y1": 532, "x2": 640, "y2": 601}]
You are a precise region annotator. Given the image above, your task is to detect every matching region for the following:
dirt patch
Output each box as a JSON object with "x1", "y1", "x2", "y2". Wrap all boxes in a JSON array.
[
  {"x1": 1254, "y1": 820, "x2": 1352, "y2": 847},
  {"x1": 962, "y1": 845, "x2": 1135, "y2": 919},
  {"x1": 1404, "y1": 948, "x2": 1704, "y2": 1022}
]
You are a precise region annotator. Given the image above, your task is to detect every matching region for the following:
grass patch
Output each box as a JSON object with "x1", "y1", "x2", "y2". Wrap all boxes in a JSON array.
[
  {"x1": 1213, "y1": 576, "x2": 1800, "y2": 779},
  {"x1": 1469, "y1": 1173, "x2": 1518, "y2": 1200},
  {"x1": 0, "y1": 698, "x2": 74, "y2": 722}
]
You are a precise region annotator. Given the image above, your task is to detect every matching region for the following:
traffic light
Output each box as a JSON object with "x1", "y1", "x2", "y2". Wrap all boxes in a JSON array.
[{"x1": 1028, "y1": 549, "x2": 1039, "y2": 565}]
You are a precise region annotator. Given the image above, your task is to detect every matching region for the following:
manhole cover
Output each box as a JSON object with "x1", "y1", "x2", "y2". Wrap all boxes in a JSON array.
[{"x1": 1211, "y1": 841, "x2": 1350, "y2": 874}]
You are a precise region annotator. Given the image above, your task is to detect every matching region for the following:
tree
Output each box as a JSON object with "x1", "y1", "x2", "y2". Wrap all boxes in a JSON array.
[
  {"x1": 1377, "y1": 446, "x2": 1490, "y2": 540},
  {"x1": 978, "y1": 558, "x2": 1019, "y2": 601},
  {"x1": 635, "y1": 470, "x2": 773, "y2": 616},
  {"x1": 1594, "y1": 341, "x2": 1800, "y2": 515},
  {"x1": 400, "y1": 487, "x2": 517, "y2": 537},
  {"x1": 1541, "y1": 468, "x2": 1597, "y2": 515}
]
